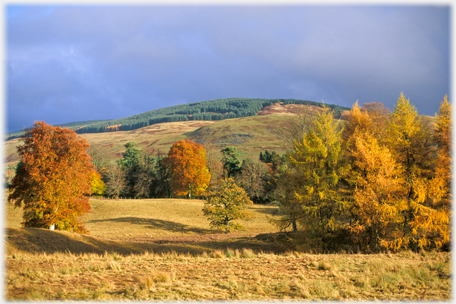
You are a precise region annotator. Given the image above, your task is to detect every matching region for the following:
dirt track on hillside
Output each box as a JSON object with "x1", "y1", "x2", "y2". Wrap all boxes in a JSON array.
[{"x1": 257, "y1": 103, "x2": 324, "y2": 115}]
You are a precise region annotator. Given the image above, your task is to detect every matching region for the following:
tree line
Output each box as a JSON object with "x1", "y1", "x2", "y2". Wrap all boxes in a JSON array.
[
  {"x1": 7, "y1": 93, "x2": 450, "y2": 253},
  {"x1": 96, "y1": 141, "x2": 283, "y2": 205}
]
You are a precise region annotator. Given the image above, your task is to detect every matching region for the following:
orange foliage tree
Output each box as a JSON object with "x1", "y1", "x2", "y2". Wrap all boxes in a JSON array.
[
  {"x1": 166, "y1": 139, "x2": 211, "y2": 198},
  {"x1": 342, "y1": 102, "x2": 402, "y2": 251},
  {"x1": 8, "y1": 122, "x2": 94, "y2": 233}
]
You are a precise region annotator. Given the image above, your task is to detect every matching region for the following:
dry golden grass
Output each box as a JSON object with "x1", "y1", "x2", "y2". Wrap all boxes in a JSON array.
[
  {"x1": 85, "y1": 198, "x2": 278, "y2": 240},
  {"x1": 4, "y1": 198, "x2": 452, "y2": 301},
  {"x1": 5, "y1": 247, "x2": 451, "y2": 300}
]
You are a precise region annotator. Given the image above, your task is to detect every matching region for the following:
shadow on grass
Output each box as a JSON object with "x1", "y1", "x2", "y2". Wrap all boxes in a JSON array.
[
  {"x1": 88, "y1": 217, "x2": 216, "y2": 234},
  {"x1": 6, "y1": 228, "x2": 290, "y2": 256},
  {"x1": 249, "y1": 205, "x2": 279, "y2": 216}
]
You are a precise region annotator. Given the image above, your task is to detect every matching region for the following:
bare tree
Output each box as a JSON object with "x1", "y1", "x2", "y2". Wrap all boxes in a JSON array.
[
  {"x1": 277, "y1": 106, "x2": 318, "y2": 149},
  {"x1": 105, "y1": 163, "x2": 127, "y2": 199},
  {"x1": 203, "y1": 143, "x2": 224, "y2": 185},
  {"x1": 235, "y1": 158, "x2": 268, "y2": 204}
]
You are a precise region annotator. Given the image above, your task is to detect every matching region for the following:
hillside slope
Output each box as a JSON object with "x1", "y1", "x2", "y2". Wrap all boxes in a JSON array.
[
  {"x1": 72, "y1": 97, "x2": 348, "y2": 134},
  {"x1": 5, "y1": 103, "x2": 323, "y2": 167}
]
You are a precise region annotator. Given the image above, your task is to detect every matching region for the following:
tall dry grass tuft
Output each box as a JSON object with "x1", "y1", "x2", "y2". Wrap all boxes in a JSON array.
[
  {"x1": 241, "y1": 248, "x2": 255, "y2": 258},
  {"x1": 210, "y1": 250, "x2": 224, "y2": 259}
]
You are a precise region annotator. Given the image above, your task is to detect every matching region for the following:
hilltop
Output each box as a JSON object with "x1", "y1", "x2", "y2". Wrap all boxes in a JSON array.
[
  {"x1": 4, "y1": 101, "x2": 340, "y2": 167},
  {"x1": 6, "y1": 97, "x2": 349, "y2": 139}
]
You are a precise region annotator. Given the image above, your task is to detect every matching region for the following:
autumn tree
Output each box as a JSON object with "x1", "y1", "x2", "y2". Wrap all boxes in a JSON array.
[
  {"x1": 89, "y1": 170, "x2": 106, "y2": 197},
  {"x1": 384, "y1": 93, "x2": 437, "y2": 251},
  {"x1": 348, "y1": 136, "x2": 404, "y2": 251},
  {"x1": 283, "y1": 107, "x2": 350, "y2": 250},
  {"x1": 166, "y1": 140, "x2": 211, "y2": 198},
  {"x1": 430, "y1": 95, "x2": 452, "y2": 202},
  {"x1": 343, "y1": 96, "x2": 452, "y2": 252},
  {"x1": 203, "y1": 178, "x2": 253, "y2": 233},
  {"x1": 423, "y1": 96, "x2": 451, "y2": 250},
  {"x1": 8, "y1": 122, "x2": 93, "y2": 233},
  {"x1": 342, "y1": 101, "x2": 403, "y2": 252}
]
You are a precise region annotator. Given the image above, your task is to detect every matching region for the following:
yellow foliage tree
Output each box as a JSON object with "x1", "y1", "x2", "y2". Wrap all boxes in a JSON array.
[
  {"x1": 349, "y1": 134, "x2": 405, "y2": 251},
  {"x1": 344, "y1": 96, "x2": 451, "y2": 252},
  {"x1": 384, "y1": 93, "x2": 442, "y2": 251},
  {"x1": 286, "y1": 107, "x2": 350, "y2": 250},
  {"x1": 89, "y1": 170, "x2": 106, "y2": 197},
  {"x1": 343, "y1": 101, "x2": 400, "y2": 252},
  {"x1": 202, "y1": 178, "x2": 253, "y2": 234}
]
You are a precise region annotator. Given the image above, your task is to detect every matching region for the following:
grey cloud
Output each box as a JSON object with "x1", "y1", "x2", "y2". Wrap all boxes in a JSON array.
[{"x1": 6, "y1": 5, "x2": 449, "y2": 133}]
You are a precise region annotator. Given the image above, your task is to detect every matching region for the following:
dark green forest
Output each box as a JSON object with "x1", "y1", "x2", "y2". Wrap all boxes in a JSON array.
[{"x1": 75, "y1": 98, "x2": 349, "y2": 133}]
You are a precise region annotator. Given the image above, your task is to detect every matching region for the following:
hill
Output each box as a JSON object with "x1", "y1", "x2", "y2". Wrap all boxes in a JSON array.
[
  {"x1": 5, "y1": 97, "x2": 349, "y2": 138},
  {"x1": 4, "y1": 102, "x2": 326, "y2": 167},
  {"x1": 5, "y1": 119, "x2": 111, "y2": 141},
  {"x1": 73, "y1": 97, "x2": 349, "y2": 134}
]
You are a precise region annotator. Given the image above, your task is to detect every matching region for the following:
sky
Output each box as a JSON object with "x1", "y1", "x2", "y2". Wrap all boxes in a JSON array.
[{"x1": 4, "y1": 4, "x2": 450, "y2": 133}]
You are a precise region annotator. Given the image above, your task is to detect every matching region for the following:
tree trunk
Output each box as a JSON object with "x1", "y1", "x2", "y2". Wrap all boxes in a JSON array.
[
  {"x1": 292, "y1": 220, "x2": 297, "y2": 233},
  {"x1": 225, "y1": 221, "x2": 230, "y2": 234}
]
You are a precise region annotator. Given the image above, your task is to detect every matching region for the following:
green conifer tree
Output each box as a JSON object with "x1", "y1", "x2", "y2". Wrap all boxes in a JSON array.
[{"x1": 285, "y1": 108, "x2": 350, "y2": 250}]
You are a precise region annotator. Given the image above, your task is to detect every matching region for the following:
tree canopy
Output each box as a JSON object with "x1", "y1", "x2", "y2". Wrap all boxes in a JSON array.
[
  {"x1": 166, "y1": 139, "x2": 211, "y2": 198},
  {"x1": 203, "y1": 178, "x2": 253, "y2": 234},
  {"x1": 8, "y1": 122, "x2": 94, "y2": 233}
]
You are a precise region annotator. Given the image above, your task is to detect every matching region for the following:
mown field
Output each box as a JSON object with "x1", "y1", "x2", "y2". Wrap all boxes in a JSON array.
[{"x1": 4, "y1": 198, "x2": 452, "y2": 301}]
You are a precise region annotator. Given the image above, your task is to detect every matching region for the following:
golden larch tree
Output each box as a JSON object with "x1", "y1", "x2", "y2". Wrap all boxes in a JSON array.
[
  {"x1": 385, "y1": 93, "x2": 441, "y2": 251},
  {"x1": 286, "y1": 108, "x2": 350, "y2": 250}
]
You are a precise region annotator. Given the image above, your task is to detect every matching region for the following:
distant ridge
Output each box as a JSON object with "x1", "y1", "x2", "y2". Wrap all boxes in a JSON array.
[
  {"x1": 6, "y1": 98, "x2": 350, "y2": 139},
  {"x1": 74, "y1": 98, "x2": 349, "y2": 134},
  {"x1": 5, "y1": 119, "x2": 111, "y2": 140}
]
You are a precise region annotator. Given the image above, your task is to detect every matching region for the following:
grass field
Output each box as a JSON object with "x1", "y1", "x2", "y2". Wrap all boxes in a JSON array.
[{"x1": 4, "y1": 197, "x2": 452, "y2": 301}]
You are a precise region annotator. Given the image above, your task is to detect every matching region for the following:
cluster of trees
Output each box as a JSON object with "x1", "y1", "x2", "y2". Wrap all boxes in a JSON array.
[
  {"x1": 274, "y1": 94, "x2": 451, "y2": 253},
  {"x1": 74, "y1": 98, "x2": 349, "y2": 134},
  {"x1": 98, "y1": 141, "x2": 284, "y2": 205},
  {"x1": 7, "y1": 93, "x2": 450, "y2": 252}
]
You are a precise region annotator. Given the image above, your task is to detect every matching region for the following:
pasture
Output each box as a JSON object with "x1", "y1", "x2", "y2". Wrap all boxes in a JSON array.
[{"x1": 5, "y1": 198, "x2": 452, "y2": 300}]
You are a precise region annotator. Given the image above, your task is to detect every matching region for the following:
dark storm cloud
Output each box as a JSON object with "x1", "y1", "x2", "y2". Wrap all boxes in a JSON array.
[{"x1": 6, "y1": 5, "x2": 450, "y2": 133}]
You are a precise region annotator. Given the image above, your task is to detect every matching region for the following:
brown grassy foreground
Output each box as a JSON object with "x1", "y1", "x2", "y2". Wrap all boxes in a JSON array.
[
  {"x1": 5, "y1": 198, "x2": 452, "y2": 301},
  {"x1": 5, "y1": 247, "x2": 451, "y2": 300}
]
